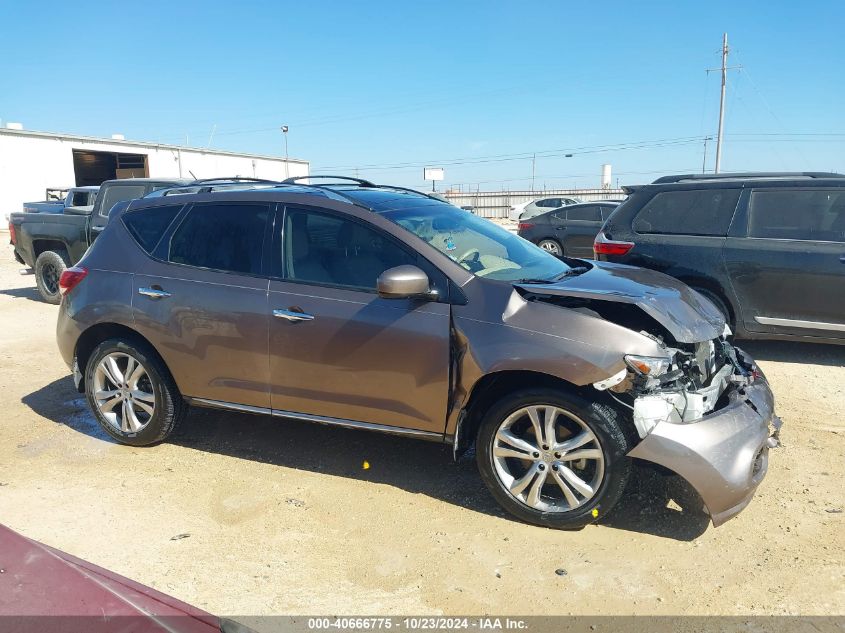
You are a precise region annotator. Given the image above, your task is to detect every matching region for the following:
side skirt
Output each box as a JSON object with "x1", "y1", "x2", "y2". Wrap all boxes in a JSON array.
[{"x1": 186, "y1": 397, "x2": 445, "y2": 443}]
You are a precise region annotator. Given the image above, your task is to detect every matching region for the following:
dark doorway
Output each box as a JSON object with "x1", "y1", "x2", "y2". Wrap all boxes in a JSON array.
[{"x1": 72, "y1": 150, "x2": 149, "y2": 186}]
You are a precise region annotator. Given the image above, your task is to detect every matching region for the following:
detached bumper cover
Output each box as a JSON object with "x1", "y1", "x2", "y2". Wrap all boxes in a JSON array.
[{"x1": 628, "y1": 352, "x2": 780, "y2": 526}]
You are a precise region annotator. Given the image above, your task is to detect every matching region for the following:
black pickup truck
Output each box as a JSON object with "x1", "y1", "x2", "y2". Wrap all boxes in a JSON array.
[{"x1": 10, "y1": 178, "x2": 189, "y2": 303}]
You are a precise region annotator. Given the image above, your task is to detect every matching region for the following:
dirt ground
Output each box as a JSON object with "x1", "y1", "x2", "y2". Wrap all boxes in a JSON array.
[{"x1": 0, "y1": 243, "x2": 843, "y2": 619}]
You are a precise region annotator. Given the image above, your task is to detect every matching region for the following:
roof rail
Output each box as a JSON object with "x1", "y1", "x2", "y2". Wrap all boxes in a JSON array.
[
  {"x1": 282, "y1": 175, "x2": 377, "y2": 187},
  {"x1": 652, "y1": 172, "x2": 845, "y2": 184},
  {"x1": 190, "y1": 176, "x2": 283, "y2": 185}
]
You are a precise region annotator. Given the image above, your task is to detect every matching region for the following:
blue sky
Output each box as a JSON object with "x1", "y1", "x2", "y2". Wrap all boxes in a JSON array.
[{"x1": 2, "y1": 0, "x2": 843, "y2": 190}]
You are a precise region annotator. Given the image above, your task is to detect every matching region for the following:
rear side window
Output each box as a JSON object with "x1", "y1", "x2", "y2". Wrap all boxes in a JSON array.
[
  {"x1": 633, "y1": 189, "x2": 740, "y2": 236},
  {"x1": 567, "y1": 206, "x2": 602, "y2": 221},
  {"x1": 98, "y1": 185, "x2": 148, "y2": 216},
  {"x1": 169, "y1": 203, "x2": 269, "y2": 275},
  {"x1": 748, "y1": 189, "x2": 845, "y2": 242},
  {"x1": 123, "y1": 205, "x2": 182, "y2": 253}
]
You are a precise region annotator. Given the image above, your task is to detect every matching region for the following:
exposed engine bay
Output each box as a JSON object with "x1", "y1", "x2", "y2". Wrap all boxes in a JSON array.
[{"x1": 517, "y1": 290, "x2": 757, "y2": 439}]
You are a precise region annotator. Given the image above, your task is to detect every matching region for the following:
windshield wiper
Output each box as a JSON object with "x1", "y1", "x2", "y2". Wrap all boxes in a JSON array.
[{"x1": 516, "y1": 267, "x2": 588, "y2": 284}]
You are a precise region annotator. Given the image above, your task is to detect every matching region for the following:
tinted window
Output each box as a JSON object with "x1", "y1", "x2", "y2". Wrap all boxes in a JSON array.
[
  {"x1": 600, "y1": 205, "x2": 617, "y2": 221},
  {"x1": 633, "y1": 189, "x2": 740, "y2": 236},
  {"x1": 98, "y1": 185, "x2": 147, "y2": 216},
  {"x1": 169, "y1": 203, "x2": 268, "y2": 275},
  {"x1": 69, "y1": 190, "x2": 95, "y2": 206},
  {"x1": 536, "y1": 198, "x2": 561, "y2": 208},
  {"x1": 284, "y1": 209, "x2": 416, "y2": 289},
  {"x1": 748, "y1": 189, "x2": 845, "y2": 242},
  {"x1": 123, "y1": 205, "x2": 182, "y2": 253},
  {"x1": 567, "y1": 206, "x2": 602, "y2": 221}
]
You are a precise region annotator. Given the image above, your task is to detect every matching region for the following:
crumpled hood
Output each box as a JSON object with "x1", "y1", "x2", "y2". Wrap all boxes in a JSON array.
[{"x1": 514, "y1": 260, "x2": 725, "y2": 344}]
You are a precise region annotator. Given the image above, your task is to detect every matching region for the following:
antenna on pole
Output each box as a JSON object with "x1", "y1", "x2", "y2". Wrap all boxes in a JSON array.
[{"x1": 715, "y1": 33, "x2": 728, "y2": 173}]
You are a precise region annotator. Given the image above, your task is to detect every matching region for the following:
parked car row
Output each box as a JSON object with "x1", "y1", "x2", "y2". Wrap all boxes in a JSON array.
[
  {"x1": 52, "y1": 174, "x2": 780, "y2": 530},
  {"x1": 508, "y1": 195, "x2": 582, "y2": 222}
]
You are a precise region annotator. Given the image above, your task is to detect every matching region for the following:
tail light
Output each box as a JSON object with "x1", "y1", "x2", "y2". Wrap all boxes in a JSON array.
[
  {"x1": 593, "y1": 231, "x2": 634, "y2": 257},
  {"x1": 517, "y1": 222, "x2": 534, "y2": 231},
  {"x1": 8, "y1": 221, "x2": 15, "y2": 244},
  {"x1": 59, "y1": 266, "x2": 88, "y2": 296}
]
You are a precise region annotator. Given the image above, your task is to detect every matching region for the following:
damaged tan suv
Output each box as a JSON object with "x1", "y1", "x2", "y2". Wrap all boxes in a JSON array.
[{"x1": 55, "y1": 176, "x2": 781, "y2": 529}]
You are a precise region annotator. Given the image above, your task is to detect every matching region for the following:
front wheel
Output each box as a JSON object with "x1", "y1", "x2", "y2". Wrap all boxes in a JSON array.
[
  {"x1": 85, "y1": 338, "x2": 186, "y2": 446},
  {"x1": 34, "y1": 250, "x2": 69, "y2": 304},
  {"x1": 476, "y1": 388, "x2": 633, "y2": 529},
  {"x1": 537, "y1": 239, "x2": 563, "y2": 257}
]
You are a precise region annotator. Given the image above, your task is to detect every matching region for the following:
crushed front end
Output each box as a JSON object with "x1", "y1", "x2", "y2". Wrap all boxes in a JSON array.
[{"x1": 595, "y1": 331, "x2": 781, "y2": 526}]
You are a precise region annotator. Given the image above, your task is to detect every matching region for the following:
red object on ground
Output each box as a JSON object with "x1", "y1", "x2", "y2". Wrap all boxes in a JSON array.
[{"x1": 0, "y1": 523, "x2": 222, "y2": 632}]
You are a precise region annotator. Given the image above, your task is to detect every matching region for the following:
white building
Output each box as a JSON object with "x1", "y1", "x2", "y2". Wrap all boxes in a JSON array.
[{"x1": 0, "y1": 126, "x2": 309, "y2": 219}]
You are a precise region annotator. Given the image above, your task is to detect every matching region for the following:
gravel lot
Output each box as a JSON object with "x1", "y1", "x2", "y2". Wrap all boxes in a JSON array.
[{"x1": 0, "y1": 243, "x2": 843, "y2": 618}]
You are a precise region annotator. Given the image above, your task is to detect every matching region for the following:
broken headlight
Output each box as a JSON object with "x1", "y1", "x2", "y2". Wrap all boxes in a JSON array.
[{"x1": 624, "y1": 354, "x2": 671, "y2": 376}]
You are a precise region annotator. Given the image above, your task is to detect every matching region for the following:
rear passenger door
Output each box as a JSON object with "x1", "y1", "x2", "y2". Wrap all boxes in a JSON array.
[
  {"x1": 131, "y1": 202, "x2": 273, "y2": 408},
  {"x1": 723, "y1": 188, "x2": 845, "y2": 339},
  {"x1": 563, "y1": 205, "x2": 604, "y2": 258},
  {"x1": 267, "y1": 205, "x2": 451, "y2": 434}
]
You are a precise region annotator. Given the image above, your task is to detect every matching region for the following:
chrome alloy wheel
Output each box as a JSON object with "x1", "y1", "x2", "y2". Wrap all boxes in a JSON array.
[
  {"x1": 492, "y1": 405, "x2": 604, "y2": 512},
  {"x1": 92, "y1": 352, "x2": 156, "y2": 433},
  {"x1": 537, "y1": 240, "x2": 562, "y2": 256}
]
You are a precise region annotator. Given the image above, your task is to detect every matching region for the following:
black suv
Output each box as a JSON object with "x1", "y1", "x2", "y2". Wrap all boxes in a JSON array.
[{"x1": 595, "y1": 172, "x2": 845, "y2": 344}]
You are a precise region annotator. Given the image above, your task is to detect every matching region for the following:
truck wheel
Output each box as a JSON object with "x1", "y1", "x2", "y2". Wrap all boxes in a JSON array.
[
  {"x1": 85, "y1": 338, "x2": 186, "y2": 446},
  {"x1": 476, "y1": 387, "x2": 633, "y2": 529},
  {"x1": 34, "y1": 250, "x2": 70, "y2": 304}
]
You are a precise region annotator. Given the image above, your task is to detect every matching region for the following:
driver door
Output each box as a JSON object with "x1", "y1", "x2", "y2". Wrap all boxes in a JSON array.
[{"x1": 267, "y1": 205, "x2": 452, "y2": 434}]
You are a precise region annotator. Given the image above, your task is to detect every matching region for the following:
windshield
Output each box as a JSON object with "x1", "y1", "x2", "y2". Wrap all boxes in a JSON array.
[{"x1": 382, "y1": 204, "x2": 571, "y2": 282}]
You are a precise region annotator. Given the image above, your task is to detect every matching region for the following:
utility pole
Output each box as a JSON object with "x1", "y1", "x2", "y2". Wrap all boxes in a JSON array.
[
  {"x1": 702, "y1": 136, "x2": 713, "y2": 173},
  {"x1": 531, "y1": 153, "x2": 536, "y2": 192},
  {"x1": 714, "y1": 33, "x2": 728, "y2": 173}
]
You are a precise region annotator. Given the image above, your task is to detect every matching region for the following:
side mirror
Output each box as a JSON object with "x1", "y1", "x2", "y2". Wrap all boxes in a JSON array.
[{"x1": 377, "y1": 265, "x2": 433, "y2": 300}]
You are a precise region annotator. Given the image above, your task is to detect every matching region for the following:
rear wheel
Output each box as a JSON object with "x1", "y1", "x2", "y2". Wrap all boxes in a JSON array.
[
  {"x1": 537, "y1": 239, "x2": 563, "y2": 257},
  {"x1": 85, "y1": 338, "x2": 186, "y2": 446},
  {"x1": 476, "y1": 387, "x2": 633, "y2": 529},
  {"x1": 34, "y1": 250, "x2": 69, "y2": 304}
]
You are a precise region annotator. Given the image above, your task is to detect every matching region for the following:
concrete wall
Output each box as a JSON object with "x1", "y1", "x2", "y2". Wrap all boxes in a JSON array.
[{"x1": 0, "y1": 130, "x2": 309, "y2": 221}]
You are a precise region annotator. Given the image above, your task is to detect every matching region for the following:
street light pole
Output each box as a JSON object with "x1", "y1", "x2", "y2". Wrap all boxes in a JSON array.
[{"x1": 281, "y1": 126, "x2": 289, "y2": 179}]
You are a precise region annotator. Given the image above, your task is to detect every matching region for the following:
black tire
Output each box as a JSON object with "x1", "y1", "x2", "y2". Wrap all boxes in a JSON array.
[
  {"x1": 85, "y1": 338, "x2": 186, "y2": 446},
  {"x1": 476, "y1": 387, "x2": 634, "y2": 529},
  {"x1": 691, "y1": 286, "x2": 732, "y2": 330},
  {"x1": 34, "y1": 250, "x2": 69, "y2": 304}
]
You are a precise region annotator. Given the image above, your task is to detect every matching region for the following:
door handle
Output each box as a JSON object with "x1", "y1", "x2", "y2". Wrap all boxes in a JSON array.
[
  {"x1": 138, "y1": 287, "x2": 171, "y2": 299},
  {"x1": 273, "y1": 308, "x2": 314, "y2": 322}
]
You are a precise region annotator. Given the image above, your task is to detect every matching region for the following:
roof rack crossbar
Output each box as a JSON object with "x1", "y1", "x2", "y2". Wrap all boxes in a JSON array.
[{"x1": 282, "y1": 175, "x2": 377, "y2": 187}]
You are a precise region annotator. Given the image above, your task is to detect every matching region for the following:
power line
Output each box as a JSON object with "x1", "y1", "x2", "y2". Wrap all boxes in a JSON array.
[{"x1": 314, "y1": 136, "x2": 710, "y2": 172}]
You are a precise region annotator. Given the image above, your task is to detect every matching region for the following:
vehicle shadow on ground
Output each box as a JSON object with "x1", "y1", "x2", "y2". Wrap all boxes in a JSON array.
[
  {"x1": 0, "y1": 285, "x2": 41, "y2": 302},
  {"x1": 740, "y1": 340, "x2": 845, "y2": 368},
  {"x1": 24, "y1": 376, "x2": 709, "y2": 541}
]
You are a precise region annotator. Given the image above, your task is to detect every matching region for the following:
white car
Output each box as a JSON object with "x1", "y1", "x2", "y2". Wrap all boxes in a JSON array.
[{"x1": 508, "y1": 196, "x2": 581, "y2": 222}]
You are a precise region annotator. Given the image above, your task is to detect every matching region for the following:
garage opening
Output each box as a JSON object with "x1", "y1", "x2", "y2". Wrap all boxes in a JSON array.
[{"x1": 72, "y1": 150, "x2": 149, "y2": 186}]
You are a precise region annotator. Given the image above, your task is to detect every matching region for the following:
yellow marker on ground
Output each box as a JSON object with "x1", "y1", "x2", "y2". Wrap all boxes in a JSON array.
[{"x1": 363, "y1": 461, "x2": 370, "y2": 470}]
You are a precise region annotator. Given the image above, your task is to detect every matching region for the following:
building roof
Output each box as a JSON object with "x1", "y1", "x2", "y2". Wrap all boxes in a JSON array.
[{"x1": 0, "y1": 127, "x2": 309, "y2": 165}]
